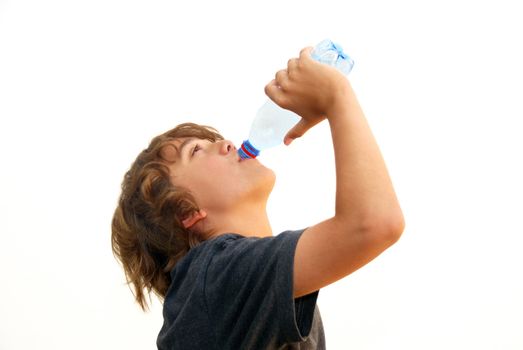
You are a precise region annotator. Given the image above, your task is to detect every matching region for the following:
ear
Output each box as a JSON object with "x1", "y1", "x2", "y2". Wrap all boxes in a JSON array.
[{"x1": 181, "y1": 210, "x2": 208, "y2": 229}]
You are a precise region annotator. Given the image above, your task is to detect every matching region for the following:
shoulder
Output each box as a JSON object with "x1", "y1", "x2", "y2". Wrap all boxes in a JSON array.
[
  {"x1": 169, "y1": 230, "x2": 304, "y2": 279},
  {"x1": 210, "y1": 230, "x2": 305, "y2": 260},
  {"x1": 205, "y1": 229, "x2": 305, "y2": 287}
]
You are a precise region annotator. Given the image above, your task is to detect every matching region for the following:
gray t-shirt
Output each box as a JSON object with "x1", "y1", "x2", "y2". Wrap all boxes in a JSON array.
[{"x1": 157, "y1": 229, "x2": 326, "y2": 349}]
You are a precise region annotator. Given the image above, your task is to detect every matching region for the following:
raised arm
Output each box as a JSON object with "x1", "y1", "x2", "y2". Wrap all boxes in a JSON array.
[{"x1": 265, "y1": 47, "x2": 405, "y2": 298}]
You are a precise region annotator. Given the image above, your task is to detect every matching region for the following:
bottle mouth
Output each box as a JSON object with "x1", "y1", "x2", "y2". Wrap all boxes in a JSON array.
[{"x1": 238, "y1": 140, "x2": 260, "y2": 159}]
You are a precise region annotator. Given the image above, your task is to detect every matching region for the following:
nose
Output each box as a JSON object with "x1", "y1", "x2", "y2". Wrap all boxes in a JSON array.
[{"x1": 218, "y1": 140, "x2": 236, "y2": 155}]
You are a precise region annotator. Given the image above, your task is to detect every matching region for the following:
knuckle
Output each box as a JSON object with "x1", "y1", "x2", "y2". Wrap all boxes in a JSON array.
[
  {"x1": 279, "y1": 78, "x2": 290, "y2": 90},
  {"x1": 287, "y1": 58, "x2": 299, "y2": 74},
  {"x1": 275, "y1": 70, "x2": 289, "y2": 89}
]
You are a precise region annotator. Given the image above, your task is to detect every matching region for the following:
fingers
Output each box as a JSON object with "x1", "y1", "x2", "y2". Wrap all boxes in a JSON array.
[
  {"x1": 266, "y1": 45, "x2": 318, "y2": 131},
  {"x1": 275, "y1": 46, "x2": 313, "y2": 87},
  {"x1": 287, "y1": 58, "x2": 298, "y2": 72},
  {"x1": 275, "y1": 69, "x2": 289, "y2": 90},
  {"x1": 285, "y1": 47, "x2": 313, "y2": 80},
  {"x1": 264, "y1": 79, "x2": 278, "y2": 99},
  {"x1": 264, "y1": 68, "x2": 290, "y2": 107},
  {"x1": 264, "y1": 79, "x2": 286, "y2": 107}
]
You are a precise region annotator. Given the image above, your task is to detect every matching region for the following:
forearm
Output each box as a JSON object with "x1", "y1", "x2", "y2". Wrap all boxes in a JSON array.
[{"x1": 328, "y1": 82, "x2": 404, "y2": 232}]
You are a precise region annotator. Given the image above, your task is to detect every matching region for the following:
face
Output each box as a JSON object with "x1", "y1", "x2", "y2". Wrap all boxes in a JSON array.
[{"x1": 166, "y1": 137, "x2": 275, "y2": 213}]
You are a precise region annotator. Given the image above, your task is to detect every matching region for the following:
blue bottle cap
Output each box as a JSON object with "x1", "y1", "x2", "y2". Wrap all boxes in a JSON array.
[{"x1": 238, "y1": 140, "x2": 260, "y2": 159}]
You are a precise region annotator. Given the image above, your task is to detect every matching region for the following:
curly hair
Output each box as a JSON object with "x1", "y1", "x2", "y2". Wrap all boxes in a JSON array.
[{"x1": 111, "y1": 122, "x2": 224, "y2": 311}]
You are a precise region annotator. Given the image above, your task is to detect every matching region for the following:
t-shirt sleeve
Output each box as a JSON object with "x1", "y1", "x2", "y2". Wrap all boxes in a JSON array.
[{"x1": 204, "y1": 230, "x2": 319, "y2": 349}]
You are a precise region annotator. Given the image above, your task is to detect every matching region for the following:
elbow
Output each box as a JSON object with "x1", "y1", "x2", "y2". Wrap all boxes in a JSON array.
[
  {"x1": 385, "y1": 215, "x2": 405, "y2": 244},
  {"x1": 361, "y1": 210, "x2": 405, "y2": 245}
]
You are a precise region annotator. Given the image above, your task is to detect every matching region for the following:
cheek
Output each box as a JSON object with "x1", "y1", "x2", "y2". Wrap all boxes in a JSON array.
[
  {"x1": 191, "y1": 161, "x2": 237, "y2": 190},
  {"x1": 204, "y1": 158, "x2": 242, "y2": 178}
]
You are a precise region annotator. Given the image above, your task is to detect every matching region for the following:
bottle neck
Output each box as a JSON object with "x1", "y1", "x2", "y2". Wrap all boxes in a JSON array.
[{"x1": 238, "y1": 139, "x2": 260, "y2": 159}]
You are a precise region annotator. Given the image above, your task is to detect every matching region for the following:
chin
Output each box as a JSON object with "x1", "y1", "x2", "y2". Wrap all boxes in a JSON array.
[
  {"x1": 250, "y1": 167, "x2": 275, "y2": 200},
  {"x1": 262, "y1": 168, "x2": 276, "y2": 193}
]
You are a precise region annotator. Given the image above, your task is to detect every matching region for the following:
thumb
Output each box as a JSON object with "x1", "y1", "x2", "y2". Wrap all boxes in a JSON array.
[{"x1": 284, "y1": 118, "x2": 316, "y2": 145}]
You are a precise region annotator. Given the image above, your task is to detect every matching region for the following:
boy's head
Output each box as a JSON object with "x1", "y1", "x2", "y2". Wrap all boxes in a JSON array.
[{"x1": 111, "y1": 122, "x2": 275, "y2": 310}]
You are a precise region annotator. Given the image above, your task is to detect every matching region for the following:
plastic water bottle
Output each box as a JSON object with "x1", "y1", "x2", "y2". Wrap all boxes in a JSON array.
[{"x1": 238, "y1": 39, "x2": 354, "y2": 160}]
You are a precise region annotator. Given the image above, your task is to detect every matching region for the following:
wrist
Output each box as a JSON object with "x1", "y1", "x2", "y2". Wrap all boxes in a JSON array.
[{"x1": 326, "y1": 83, "x2": 353, "y2": 120}]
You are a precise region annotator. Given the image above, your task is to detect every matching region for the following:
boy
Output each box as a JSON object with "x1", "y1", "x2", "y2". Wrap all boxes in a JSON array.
[{"x1": 111, "y1": 46, "x2": 405, "y2": 349}]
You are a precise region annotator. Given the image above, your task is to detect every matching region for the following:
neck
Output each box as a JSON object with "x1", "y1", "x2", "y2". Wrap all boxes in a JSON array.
[{"x1": 202, "y1": 202, "x2": 273, "y2": 240}]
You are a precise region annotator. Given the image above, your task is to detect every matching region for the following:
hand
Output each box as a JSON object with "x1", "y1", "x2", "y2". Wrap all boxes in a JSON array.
[{"x1": 264, "y1": 46, "x2": 350, "y2": 145}]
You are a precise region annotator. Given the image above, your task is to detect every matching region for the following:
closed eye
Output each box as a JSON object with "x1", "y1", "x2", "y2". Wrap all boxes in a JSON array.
[{"x1": 191, "y1": 144, "x2": 201, "y2": 156}]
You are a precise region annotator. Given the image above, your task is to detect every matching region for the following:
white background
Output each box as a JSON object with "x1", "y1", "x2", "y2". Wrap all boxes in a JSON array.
[{"x1": 1, "y1": 0, "x2": 522, "y2": 349}]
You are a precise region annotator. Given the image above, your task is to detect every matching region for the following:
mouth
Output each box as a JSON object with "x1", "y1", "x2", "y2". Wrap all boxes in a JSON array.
[{"x1": 238, "y1": 156, "x2": 252, "y2": 162}]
